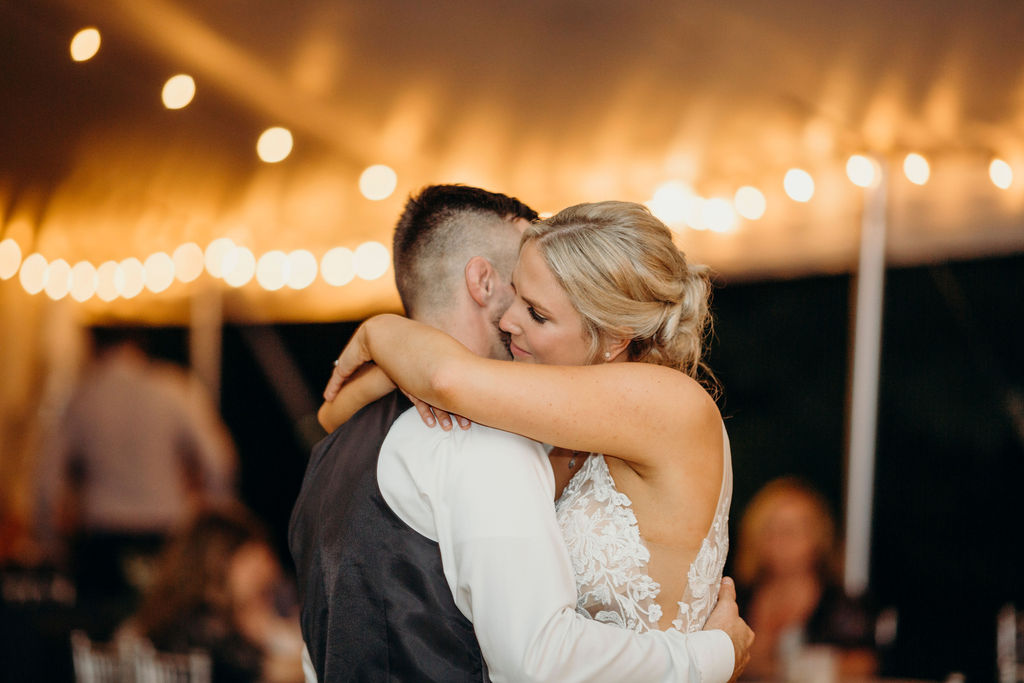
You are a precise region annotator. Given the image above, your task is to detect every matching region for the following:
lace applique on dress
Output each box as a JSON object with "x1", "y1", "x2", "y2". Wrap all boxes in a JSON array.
[{"x1": 554, "y1": 426, "x2": 733, "y2": 633}]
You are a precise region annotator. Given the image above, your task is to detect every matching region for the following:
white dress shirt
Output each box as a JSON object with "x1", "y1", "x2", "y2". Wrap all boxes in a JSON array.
[{"x1": 375, "y1": 408, "x2": 735, "y2": 683}]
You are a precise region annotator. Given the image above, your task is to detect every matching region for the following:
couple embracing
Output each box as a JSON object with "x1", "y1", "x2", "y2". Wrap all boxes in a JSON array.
[{"x1": 289, "y1": 185, "x2": 754, "y2": 682}]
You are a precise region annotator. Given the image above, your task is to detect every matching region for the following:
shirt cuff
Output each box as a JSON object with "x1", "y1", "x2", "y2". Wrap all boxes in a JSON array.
[{"x1": 688, "y1": 630, "x2": 734, "y2": 683}]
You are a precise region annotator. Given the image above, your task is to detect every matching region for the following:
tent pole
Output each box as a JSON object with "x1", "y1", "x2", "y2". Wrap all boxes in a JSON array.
[{"x1": 844, "y1": 161, "x2": 888, "y2": 597}]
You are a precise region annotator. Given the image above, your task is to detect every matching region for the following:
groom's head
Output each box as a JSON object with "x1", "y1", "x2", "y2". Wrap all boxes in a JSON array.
[{"x1": 392, "y1": 184, "x2": 537, "y2": 359}]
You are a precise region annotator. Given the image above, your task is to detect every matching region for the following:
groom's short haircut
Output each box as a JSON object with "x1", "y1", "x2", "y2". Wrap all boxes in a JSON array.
[{"x1": 393, "y1": 184, "x2": 538, "y2": 318}]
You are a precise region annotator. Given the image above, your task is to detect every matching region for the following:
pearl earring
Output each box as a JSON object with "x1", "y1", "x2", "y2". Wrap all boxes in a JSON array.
[{"x1": 603, "y1": 351, "x2": 611, "y2": 361}]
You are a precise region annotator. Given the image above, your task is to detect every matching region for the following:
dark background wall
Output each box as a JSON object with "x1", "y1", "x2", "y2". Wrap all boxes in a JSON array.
[{"x1": 137, "y1": 253, "x2": 1024, "y2": 680}]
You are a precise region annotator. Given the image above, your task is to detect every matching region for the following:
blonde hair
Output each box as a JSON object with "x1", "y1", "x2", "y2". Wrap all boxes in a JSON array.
[
  {"x1": 734, "y1": 477, "x2": 838, "y2": 587},
  {"x1": 522, "y1": 201, "x2": 715, "y2": 385}
]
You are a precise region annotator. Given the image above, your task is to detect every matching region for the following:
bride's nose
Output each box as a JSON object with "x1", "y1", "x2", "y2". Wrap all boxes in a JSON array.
[{"x1": 499, "y1": 306, "x2": 521, "y2": 335}]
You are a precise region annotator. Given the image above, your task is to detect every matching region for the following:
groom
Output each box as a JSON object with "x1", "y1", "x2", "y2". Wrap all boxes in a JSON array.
[{"x1": 289, "y1": 184, "x2": 752, "y2": 681}]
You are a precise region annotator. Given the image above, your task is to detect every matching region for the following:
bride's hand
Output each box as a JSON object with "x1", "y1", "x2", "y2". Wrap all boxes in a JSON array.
[
  {"x1": 324, "y1": 322, "x2": 375, "y2": 401},
  {"x1": 324, "y1": 317, "x2": 470, "y2": 431},
  {"x1": 404, "y1": 391, "x2": 471, "y2": 431}
]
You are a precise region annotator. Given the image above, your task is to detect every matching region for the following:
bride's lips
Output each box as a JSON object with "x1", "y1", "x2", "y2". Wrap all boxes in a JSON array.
[{"x1": 508, "y1": 341, "x2": 530, "y2": 359}]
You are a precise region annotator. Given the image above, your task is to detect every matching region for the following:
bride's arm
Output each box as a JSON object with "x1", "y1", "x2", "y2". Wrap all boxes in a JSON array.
[
  {"x1": 328, "y1": 314, "x2": 722, "y2": 472},
  {"x1": 317, "y1": 364, "x2": 398, "y2": 432}
]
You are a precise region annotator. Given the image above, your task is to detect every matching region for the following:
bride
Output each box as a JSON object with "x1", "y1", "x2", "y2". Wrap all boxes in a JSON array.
[{"x1": 323, "y1": 200, "x2": 732, "y2": 634}]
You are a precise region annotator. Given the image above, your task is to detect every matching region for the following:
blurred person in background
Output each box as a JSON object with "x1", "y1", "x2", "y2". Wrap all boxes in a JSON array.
[
  {"x1": 34, "y1": 327, "x2": 237, "y2": 622},
  {"x1": 734, "y1": 477, "x2": 878, "y2": 679},
  {"x1": 121, "y1": 504, "x2": 304, "y2": 683}
]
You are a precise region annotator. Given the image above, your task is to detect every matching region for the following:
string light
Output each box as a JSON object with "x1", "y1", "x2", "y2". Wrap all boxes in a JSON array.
[
  {"x1": 69, "y1": 261, "x2": 98, "y2": 302},
  {"x1": 144, "y1": 252, "x2": 175, "y2": 293},
  {"x1": 70, "y1": 28, "x2": 101, "y2": 62},
  {"x1": 162, "y1": 74, "x2": 196, "y2": 110},
  {"x1": 44, "y1": 259, "x2": 72, "y2": 300},
  {"x1": 321, "y1": 247, "x2": 355, "y2": 286},
  {"x1": 19, "y1": 253, "x2": 48, "y2": 295},
  {"x1": 119, "y1": 257, "x2": 145, "y2": 299},
  {"x1": 784, "y1": 168, "x2": 815, "y2": 202},
  {"x1": 359, "y1": 164, "x2": 398, "y2": 200},
  {"x1": 96, "y1": 261, "x2": 121, "y2": 301},
  {"x1": 256, "y1": 250, "x2": 289, "y2": 291},
  {"x1": 257, "y1": 127, "x2": 293, "y2": 163},
  {"x1": 353, "y1": 241, "x2": 390, "y2": 280},
  {"x1": 903, "y1": 153, "x2": 930, "y2": 185},
  {"x1": 223, "y1": 246, "x2": 256, "y2": 287},
  {"x1": 0, "y1": 238, "x2": 22, "y2": 279},
  {"x1": 734, "y1": 186, "x2": 766, "y2": 220},
  {"x1": 286, "y1": 250, "x2": 317, "y2": 289},
  {"x1": 989, "y1": 159, "x2": 1013, "y2": 189},
  {"x1": 846, "y1": 155, "x2": 879, "y2": 188}
]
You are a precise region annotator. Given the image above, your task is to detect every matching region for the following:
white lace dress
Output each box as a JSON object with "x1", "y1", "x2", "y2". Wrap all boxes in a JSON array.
[{"x1": 554, "y1": 425, "x2": 732, "y2": 633}]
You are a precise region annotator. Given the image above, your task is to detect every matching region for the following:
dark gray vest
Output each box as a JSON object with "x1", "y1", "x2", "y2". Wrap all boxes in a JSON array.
[{"x1": 288, "y1": 392, "x2": 486, "y2": 682}]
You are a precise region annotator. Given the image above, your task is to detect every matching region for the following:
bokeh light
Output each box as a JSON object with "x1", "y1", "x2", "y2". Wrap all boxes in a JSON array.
[
  {"x1": 989, "y1": 159, "x2": 1013, "y2": 189},
  {"x1": 256, "y1": 250, "x2": 289, "y2": 291},
  {"x1": 44, "y1": 259, "x2": 71, "y2": 300},
  {"x1": 321, "y1": 247, "x2": 355, "y2": 286},
  {"x1": 70, "y1": 261, "x2": 98, "y2": 302},
  {"x1": 286, "y1": 250, "x2": 318, "y2": 289},
  {"x1": 257, "y1": 127, "x2": 293, "y2": 163},
  {"x1": 144, "y1": 252, "x2": 175, "y2": 293},
  {"x1": 70, "y1": 28, "x2": 101, "y2": 62},
  {"x1": 702, "y1": 198, "x2": 738, "y2": 233},
  {"x1": 734, "y1": 186, "x2": 766, "y2": 221},
  {"x1": 19, "y1": 253, "x2": 48, "y2": 295},
  {"x1": 354, "y1": 241, "x2": 390, "y2": 280},
  {"x1": 119, "y1": 258, "x2": 145, "y2": 299},
  {"x1": 846, "y1": 155, "x2": 879, "y2": 188},
  {"x1": 162, "y1": 74, "x2": 196, "y2": 110},
  {"x1": 223, "y1": 246, "x2": 256, "y2": 287},
  {"x1": 96, "y1": 261, "x2": 121, "y2": 301},
  {"x1": 359, "y1": 165, "x2": 398, "y2": 200},
  {"x1": 205, "y1": 237, "x2": 236, "y2": 278},
  {"x1": 173, "y1": 242, "x2": 205, "y2": 282},
  {"x1": 646, "y1": 181, "x2": 695, "y2": 228},
  {"x1": 0, "y1": 238, "x2": 22, "y2": 280},
  {"x1": 784, "y1": 168, "x2": 815, "y2": 202},
  {"x1": 903, "y1": 153, "x2": 930, "y2": 185}
]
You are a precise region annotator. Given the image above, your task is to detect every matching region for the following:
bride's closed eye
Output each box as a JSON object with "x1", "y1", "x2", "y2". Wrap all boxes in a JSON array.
[{"x1": 527, "y1": 305, "x2": 547, "y2": 324}]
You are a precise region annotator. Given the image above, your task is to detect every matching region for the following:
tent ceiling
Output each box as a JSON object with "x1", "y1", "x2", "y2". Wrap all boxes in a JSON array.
[{"x1": 2, "y1": 0, "x2": 1023, "y2": 323}]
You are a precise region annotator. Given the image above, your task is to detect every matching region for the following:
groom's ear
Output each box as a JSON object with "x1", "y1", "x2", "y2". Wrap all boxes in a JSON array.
[{"x1": 464, "y1": 256, "x2": 497, "y2": 308}]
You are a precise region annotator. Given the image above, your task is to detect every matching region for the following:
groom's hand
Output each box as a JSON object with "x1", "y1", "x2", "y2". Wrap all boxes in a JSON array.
[{"x1": 703, "y1": 577, "x2": 753, "y2": 682}]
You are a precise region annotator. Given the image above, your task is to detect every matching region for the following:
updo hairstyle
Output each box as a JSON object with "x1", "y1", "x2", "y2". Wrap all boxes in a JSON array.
[{"x1": 521, "y1": 201, "x2": 714, "y2": 385}]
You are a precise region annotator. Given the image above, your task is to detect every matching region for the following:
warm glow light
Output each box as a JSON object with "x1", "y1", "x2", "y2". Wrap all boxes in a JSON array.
[
  {"x1": 990, "y1": 159, "x2": 1013, "y2": 189},
  {"x1": 119, "y1": 258, "x2": 145, "y2": 299},
  {"x1": 0, "y1": 238, "x2": 22, "y2": 279},
  {"x1": 70, "y1": 261, "x2": 98, "y2": 302},
  {"x1": 19, "y1": 253, "x2": 48, "y2": 295},
  {"x1": 354, "y1": 242, "x2": 390, "y2": 280},
  {"x1": 162, "y1": 74, "x2": 196, "y2": 110},
  {"x1": 286, "y1": 250, "x2": 317, "y2": 289},
  {"x1": 257, "y1": 127, "x2": 293, "y2": 163},
  {"x1": 359, "y1": 165, "x2": 398, "y2": 200},
  {"x1": 173, "y1": 242, "x2": 204, "y2": 282},
  {"x1": 784, "y1": 168, "x2": 815, "y2": 202},
  {"x1": 205, "y1": 237, "x2": 236, "y2": 278},
  {"x1": 70, "y1": 28, "x2": 101, "y2": 62},
  {"x1": 256, "y1": 250, "x2": 289, "y2": 291},
  {"x1": 223, "y1": 246, "x2": 256, "y2": 287},
  {"x1": 903, "y1": 153, "x2": 930, "y2": 185},
  {"x1": 702, "y1": 198, "x2": 738, "y2": 233},
  {"x1": 96, "y1": 261, "x2": 121, "y2": 301},
  {"x1": 646, "y1": 181, "x2": 695, "y2": 228},
  {"x1": 144, "y1": 252, "x2": 175, "y2": 293},
  {"x1": 734, "y1": 186, "x2": 766, "y2": 221},
  {"x1": 846, "y1": 155, "x2": 879, "y2": 188},
  {"x1": 321, "y1": 247, "x2": 355, "y2": 286},
  {"x1": 44, "y1": 259, "x2": 72, "y2": 300}
]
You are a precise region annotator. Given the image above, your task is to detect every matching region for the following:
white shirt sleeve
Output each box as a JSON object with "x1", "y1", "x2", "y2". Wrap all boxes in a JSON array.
[{"x1": 379, "y1": 412, "x2": 735, "y2": 683}]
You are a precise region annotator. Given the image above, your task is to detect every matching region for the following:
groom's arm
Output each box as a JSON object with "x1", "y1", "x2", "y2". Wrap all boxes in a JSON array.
[{"x1": 426, "y1": 426, "x2": 738, "y2": 683}]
